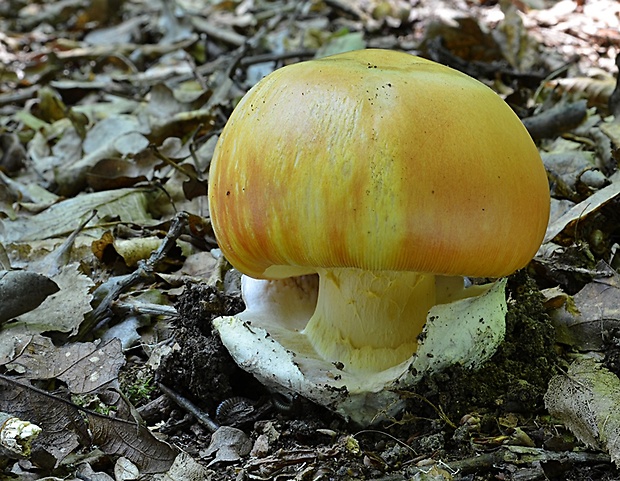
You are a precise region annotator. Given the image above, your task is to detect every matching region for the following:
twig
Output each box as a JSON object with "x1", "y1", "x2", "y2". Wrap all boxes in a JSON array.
[
  {"x1": 158, "y1": 383, "x2": 220, "y2": 433},
  {"x1": 448, "y1": 445, "x2": 611, "y2": 474},
  {"x1": 191, "y1": 17, "x2": 247, "y2": 47},
  {"x1": 522, "y1": 100, "x2": 588, "y2": 140},
  {"x1": 75, "y1": 212, "x2": 188, "y2": 340},
  {"x1": 112, "y1": 301, "x2": 179, "y2": 318},
  {"x1": 0, "y1": 85, "x2": 40, "y2": 107},
  {"x1": 238, "y1": 50, "x2": 315, "y2": 67}
]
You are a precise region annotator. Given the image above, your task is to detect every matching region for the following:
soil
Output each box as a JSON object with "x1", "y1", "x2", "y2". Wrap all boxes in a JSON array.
[{"x1": 153, "y1": 272, "x2": 620, "y2": 480}]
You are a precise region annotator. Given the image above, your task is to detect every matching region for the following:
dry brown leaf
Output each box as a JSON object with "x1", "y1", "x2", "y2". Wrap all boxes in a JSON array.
[
  {"x1": 546, "y1": 262, "x2": 620, "y2": 350},
  {"x1": 0, "y1": 270, "x2": 59, "y2": 324},
  {"x1": 87, "y1": 394, "x2": 177, "y2": 474},
  {"x1": 0, "y1": 375, "x2": 177, "y2": 473},
  {"x1": 0, "y1": 375, "x2": 90, "y2": 469},
  {"x1": 204, "y1": 426, "x2": 252, "y2": 466},
  {"x1": 152, "y1": 452, "x2": 212, "y2": 481},
  {"x1": 3, "y1": 335, "x2": 124, "y2": 394},
  {"x1": 494, "y1": 0, "x2": 540, "y2": 71},
  {"x1": 14, "y1": 263, "x2": 94, "y2": 336}
]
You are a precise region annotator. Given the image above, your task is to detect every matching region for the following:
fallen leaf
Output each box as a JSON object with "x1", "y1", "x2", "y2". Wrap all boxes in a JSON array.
[
  {"x1": 0, "y1": 375, "x2": 90, "y2": 469},
  {"x1": 543, "y1": 181, "x2": 620, "y2": 244},
  {"x1": 545, "y1": 357, "x2": 620, "y2": 466},
  {"x1": 0, "y1": 188, "x2": 157, "y2": 245},
  {"x1": 54, "y1": 115, "x2": 151, "y2": 194},
  {"x1": 0, "y1": 270, "x2": 59, "y2": 324},
  {"x1": 0, "y1": 375, "x2": 176, "y2": 473},
  {"x1": 2, "y1": 335, "x2": 124, "y2": 394},
  {"x1": 546, "y1": 262, "x2": 620, "y2": 350},
  {"x1": 13, "y1": 263, "x2": 94, "y2": 336},
  {"x1": 152, "y1": 451, "x2": 212, "y2": 480},
  {"x1": 203, "y1": 426, "x2": 252, "y2": 466},
  {"x1": 88, "y1": 395, "x2": 177, "y2": 474},
  {"x1": 114, "y1": 456, "x2": 140, "y2": 481}
]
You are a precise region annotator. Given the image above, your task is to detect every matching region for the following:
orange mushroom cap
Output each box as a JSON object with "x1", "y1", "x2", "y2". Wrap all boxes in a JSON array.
[{"x1": 208, "y1": 49, "x2": 549, "y2": 281}]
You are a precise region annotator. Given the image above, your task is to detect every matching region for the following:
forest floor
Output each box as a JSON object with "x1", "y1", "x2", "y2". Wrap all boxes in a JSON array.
[{"x1": 2, "y1": 0, "x2": 620, "y2": 480}]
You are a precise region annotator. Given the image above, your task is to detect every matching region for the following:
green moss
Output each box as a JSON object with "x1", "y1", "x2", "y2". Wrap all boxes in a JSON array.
[{"x1": 413, "y1": 271, "x2": 559, "y2": 420}]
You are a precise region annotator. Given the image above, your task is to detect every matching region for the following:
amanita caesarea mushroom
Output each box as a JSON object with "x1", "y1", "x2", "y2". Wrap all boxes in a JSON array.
[{"x1": 208, "y1": 49, "x2": 549, "y2": 425}]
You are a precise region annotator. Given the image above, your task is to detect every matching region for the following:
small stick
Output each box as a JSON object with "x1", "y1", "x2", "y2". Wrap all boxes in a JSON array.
[{"x1": 158, "y1": 383, "x2": 220, "y2": 433}]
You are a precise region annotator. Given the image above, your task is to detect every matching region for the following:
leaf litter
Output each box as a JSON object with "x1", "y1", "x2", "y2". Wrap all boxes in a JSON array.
[{"x1": 1, "y1": 0, "x2": 620, "y2": 479}]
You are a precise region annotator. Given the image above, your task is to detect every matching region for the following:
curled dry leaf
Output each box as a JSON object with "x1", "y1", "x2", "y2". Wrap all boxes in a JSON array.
[
  {"x1": 545, "y1": 357, "x2": 620, "y2": 466},
  {"x1": 0, "y1": 270, "x2": 59, "y2": 324},
  {"x1": 543, "y1": 181, "x2": 620, "y2": 244}
]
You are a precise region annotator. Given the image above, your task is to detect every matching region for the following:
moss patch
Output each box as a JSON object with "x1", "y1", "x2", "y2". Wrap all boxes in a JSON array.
[{"x1": 413, "y1": 271, "x2": 559, "y2": 420}]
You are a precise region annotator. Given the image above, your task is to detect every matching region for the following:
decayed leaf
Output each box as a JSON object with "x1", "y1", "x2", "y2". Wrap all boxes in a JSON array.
[
  {"x1": 0, "y1": 375, "x2": 90, "y2": 468},
  {"x1": 0, "y1": 133, "x2": 26, "y2": 173},
  {"x1": 421, "y1": 17, "x2": 503, "y2": 64},
  {"x1": 549, "y1": 76, "x2": 616, "y2": 108},
  {"x1": 600, "y1": 121, "x2": 620, "y2": 149},
  {"x1": 86, "y1": 158, "x2": 150, "y2": 191},
  {"x1": 494, "y1": 0, "x2": 540, "y2": 72},
  {"x1": 2, "y1": 335, "x2": 124, "y2": 394},
  {"x1": 545, "y1": 357, "x2": 620, "y2": 466},
  {"x1": 541, "y1": 148, "x2": 597, "y2": 191},
  {"x1": 114, "y1": 457, "x2": 140, "y2": 481},
  {"x1": 0, "y1": 270, "x2": 59, "y2": 324},
  {"x1": 87, "y1": 395, "x2": 177, "y2": 474},
  {"x1": 54, "y1": 114, "x2": 151, "y2": 193},
  {"x1": 84, "y1": 15, "x2": 148, "y2": 45},
  {"x1": 546, "y1": 262, "x2": 620, "y2": 350},
  {"x1": 0, "y1": 375, "x2": 176, "y2": 473},
  {"x1": 0, "y1": 170, "x2": 59, "y2": 207}
]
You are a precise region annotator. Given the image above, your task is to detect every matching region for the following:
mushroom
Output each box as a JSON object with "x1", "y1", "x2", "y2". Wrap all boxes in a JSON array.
[{"x1": 208, "y1": 49, "x2": 549, "y2": 424}]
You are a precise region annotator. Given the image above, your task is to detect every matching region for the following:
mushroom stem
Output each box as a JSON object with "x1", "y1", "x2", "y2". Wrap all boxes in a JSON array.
[{"x1": 303, "y1": 268, "x2": 436, "y2": 373}]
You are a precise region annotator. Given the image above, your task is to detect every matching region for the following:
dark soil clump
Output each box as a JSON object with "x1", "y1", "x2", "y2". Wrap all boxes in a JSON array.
[{"x1": 413, "y1": 271, "x2": 559, "y2": 422}]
